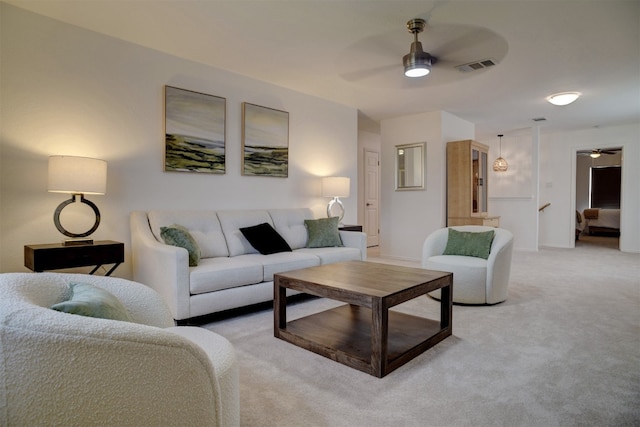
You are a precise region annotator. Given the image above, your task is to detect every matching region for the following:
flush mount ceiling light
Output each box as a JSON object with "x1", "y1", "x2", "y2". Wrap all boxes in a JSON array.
[
  {"x1": 403, "y1": 19, "x2": 436, "y2": 78},
  {"x1": 546, "y1": 92, "x2": 580, "y2": 106}
]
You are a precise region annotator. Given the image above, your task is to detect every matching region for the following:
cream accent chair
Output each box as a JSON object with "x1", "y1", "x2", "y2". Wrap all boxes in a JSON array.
[
  {"x1": 0, "y1": 272, "x2": 239, "y2": 426},
  {"x1": 422, "y1": 226, "x2": 514, "y2": 305}
]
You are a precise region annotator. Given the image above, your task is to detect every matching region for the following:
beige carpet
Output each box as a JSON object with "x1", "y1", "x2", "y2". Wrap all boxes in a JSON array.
[{"x1": 203, "y1": 244, "x2": 640, "y2": 426}]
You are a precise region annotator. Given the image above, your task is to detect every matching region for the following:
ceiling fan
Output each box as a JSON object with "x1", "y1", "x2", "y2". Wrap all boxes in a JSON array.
[
  {"x1": 403, "y1": 19, "x2": 436, "y2": 77},
  {"x1": 337, "y1": 17, "x2": 508, "y2": 88},
  {"x1": 577, "y1": 148, "x2": 622, "y2": 158}
]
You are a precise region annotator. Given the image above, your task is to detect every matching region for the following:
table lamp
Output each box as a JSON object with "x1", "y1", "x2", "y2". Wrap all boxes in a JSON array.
[
  {"x1": 48, "y1": 155, "x2": 107, "y2": 245},
  {"x1": 322, "y1": 176, "x2": 350, "y2": 222}
]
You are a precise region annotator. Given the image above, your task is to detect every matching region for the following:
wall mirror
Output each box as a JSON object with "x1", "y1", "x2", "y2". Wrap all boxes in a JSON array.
[{"x1": 396, "y1": 142, "x2": 425, "y2": 191}]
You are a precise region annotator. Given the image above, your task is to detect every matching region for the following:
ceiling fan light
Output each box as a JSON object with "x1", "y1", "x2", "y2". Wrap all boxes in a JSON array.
[
  {"x1": 590, "y1": 151, "x2": 601, "y2": 158},
  {"x1": 404, "y1": 66, "x2": 430, "y2": 77},
  {"x1": 547, "y1": 92, "x2": 580, "y2": 106},
  {"x1": 403, "y1": 43, "x2": 432, "y2": 77}
]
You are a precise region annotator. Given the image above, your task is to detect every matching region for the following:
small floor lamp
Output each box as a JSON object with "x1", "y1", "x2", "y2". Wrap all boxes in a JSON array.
[
  {"x1": 322, "y1": 176, "x2": 350, "y2": 223},
  {"x1": 48, "y1": 155, "x2": 107, "y2": 245}
]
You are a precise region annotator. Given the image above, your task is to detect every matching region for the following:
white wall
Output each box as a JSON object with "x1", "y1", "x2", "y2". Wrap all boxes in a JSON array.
[
  {"x1": 0, "y1": 4, "x2": 359, "y2": 276},
  {"x1": 539, "y1": 124, "x2": 640, "y2": 252},
  {"x1": 379, "y1": 111, "x2": 474, "y2": 261},
  {"x1": 480, "y1": 129, "x2": 540, "y2": 251}
]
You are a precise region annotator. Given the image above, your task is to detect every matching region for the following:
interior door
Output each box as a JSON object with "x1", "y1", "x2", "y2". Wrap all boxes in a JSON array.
[{"x1": 364, "y1": 149, "x2": 380, "y2": 247}]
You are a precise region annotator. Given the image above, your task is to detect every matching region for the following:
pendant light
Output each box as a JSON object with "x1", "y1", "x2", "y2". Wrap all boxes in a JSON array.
[{"x1": 493, "y1": 134, "x2": 508, "y2": 172}]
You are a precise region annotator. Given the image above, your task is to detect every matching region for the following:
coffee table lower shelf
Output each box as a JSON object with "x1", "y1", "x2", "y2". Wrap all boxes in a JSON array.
[{"x1": 277, "y1": 304, "x2": 449, "y2": 377}]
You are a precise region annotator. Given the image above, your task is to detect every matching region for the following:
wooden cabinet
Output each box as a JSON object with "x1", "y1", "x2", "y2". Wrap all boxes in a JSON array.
[{"x1": 446, "y1": 140, "x2": 500, "y2": 227}]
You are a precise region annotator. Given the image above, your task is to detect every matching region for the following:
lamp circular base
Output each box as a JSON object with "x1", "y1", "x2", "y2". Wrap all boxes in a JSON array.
[
  {"x1": 326, "y1": 198, "x2": 345, "y2": 222},
  {"x1": 54, "y1": 194, "x2": 101, "y2": 238}
]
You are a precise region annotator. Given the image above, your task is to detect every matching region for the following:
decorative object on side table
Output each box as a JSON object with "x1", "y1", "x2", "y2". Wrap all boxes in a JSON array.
[
  {"x1": 24, "y1": 240, "x2": 124, "y2": 276},
  {"x1": 322, "y1": 176, "x2": 350, "y2": 222},
  {"x1": 48, "y1": 155, "x2": 107, "y2": 245}
]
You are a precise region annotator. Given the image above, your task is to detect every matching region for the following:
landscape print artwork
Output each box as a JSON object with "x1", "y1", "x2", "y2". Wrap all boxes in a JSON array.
[
  {"x1": 242, "y1": 103, "x2": 289, "y2": 177},
  {"x1": 164, "y1": 86, "x2": 225, "y2": 173}
]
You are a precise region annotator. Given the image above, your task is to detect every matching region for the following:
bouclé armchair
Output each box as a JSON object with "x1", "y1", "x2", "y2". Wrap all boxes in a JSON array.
[
  {"x1": 0, "y1": 272, "x2": 239, "y2": 426},
  {"x1": 422, "y1": 226, "x2": 514, "y2": 304}
]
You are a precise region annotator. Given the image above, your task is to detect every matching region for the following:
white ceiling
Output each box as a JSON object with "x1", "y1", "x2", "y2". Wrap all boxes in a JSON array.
[{"x1": 7, "y1": 0, "x2": 640, "y2": 139}]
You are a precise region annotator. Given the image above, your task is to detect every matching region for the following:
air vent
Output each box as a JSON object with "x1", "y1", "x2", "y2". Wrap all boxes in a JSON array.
[
  {"x1": 455, "y1": 58, "x2": 497, "y2": 72},
  {"x1": 532, "y1": 117, "x2": 547, "y2": 122}
]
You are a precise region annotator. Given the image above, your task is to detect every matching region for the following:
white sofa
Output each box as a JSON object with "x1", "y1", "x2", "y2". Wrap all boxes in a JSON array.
[
  {"x1": 130, "y1": 208, "x2": 367, "y2": 323},
  {"x1": 422, "y1": 226, "x2": 514, "y2": 305},
  {"x1": 0, "y1": 272, "x2": 239, "y2": 426}
]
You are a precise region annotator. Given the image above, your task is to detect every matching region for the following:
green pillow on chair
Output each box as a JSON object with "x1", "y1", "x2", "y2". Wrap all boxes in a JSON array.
[
  {"x1": 443, "y1": 228, "x2": 495, "y2": 259},
  {"x1": 51, "y1": 282, "x2": 132, "y2": 322}
]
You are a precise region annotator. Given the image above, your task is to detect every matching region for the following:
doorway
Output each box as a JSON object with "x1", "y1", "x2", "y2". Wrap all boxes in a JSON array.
[
  {"x1": 364, "y1": 149, "x2": 380, "y2": 247},
  {"x1": 575, "y1": 147, "x2": 622, "y2": 249}
]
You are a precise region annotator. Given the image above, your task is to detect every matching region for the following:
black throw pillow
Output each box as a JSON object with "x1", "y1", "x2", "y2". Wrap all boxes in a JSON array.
[{"x1": 239, "y1": 222, "x2": 292, "y2": 255}]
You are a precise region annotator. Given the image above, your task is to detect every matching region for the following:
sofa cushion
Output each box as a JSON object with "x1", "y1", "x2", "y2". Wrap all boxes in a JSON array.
[
  {"x1": 189, "y1": 257, "x2": 264, "y2": 294},
  {"x1": 240, "y1": 223, "x2": 292, "y2": 255},
  {"x1": 268, "y1": 208, "x2": 314, "y2": 250},
  {"x1": 237, "y1": 252, "x2": 320, "y2": 282},
  {"x1": 149, "y1": 210, "x2": 229, "y2": 258},
  {"x1": 443, "y1": 229, "x2": 495, "y2": 259},
  {"x1": 51, "y1": 282, "x2": 132, "y2": 322},
  {"x1": 304, "y1": 217, "x2": 343, "y2": 248},
  {"x1": 161, "y1": 224, "x2": 201, "y2": 266},
  {"x1": 296, "y1": 247, "x2": 361, "y2": 265},
  {"x1": 217, "y1": 210, "x2": 273, "y2": 256}
]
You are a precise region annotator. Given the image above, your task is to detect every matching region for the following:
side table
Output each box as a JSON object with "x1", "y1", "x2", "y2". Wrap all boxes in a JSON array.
[
  {"x1": 24, "y1": 240, "x2": 124, "y2": 276},
  {"x1": 339, "y1": 225, "x2": 363, "y2": 232}
]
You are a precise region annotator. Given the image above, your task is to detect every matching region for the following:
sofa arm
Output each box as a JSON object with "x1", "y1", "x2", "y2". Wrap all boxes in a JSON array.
[
  {"x1": 339, "y1": 230, "x2": 367, "y2": 261},
  {"x1": 130, "y1": 211, "x2": 191, "y2": 320}
]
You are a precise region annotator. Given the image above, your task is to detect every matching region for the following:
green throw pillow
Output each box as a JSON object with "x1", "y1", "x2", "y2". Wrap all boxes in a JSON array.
[
  {"x1": 161, "y1": 224, "x2": 201, "y2": 266},
  {"x1": 51, "y1": 283, "x2": 132, "y2": 322},
  {"x1": 305, "y1": 217, "x2": 343, "y2": 248},
  {"x1": 443, "y1": 229, "x2": 495, "y2": 259}
]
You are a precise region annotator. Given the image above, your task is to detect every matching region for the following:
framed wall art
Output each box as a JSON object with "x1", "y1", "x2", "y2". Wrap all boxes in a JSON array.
[
  {"x1": 164, "y1": 86, "x2": 226, "y2": 173},
  {"x1": 242, "y1": 102, "x2": 289, "y2": 177}
]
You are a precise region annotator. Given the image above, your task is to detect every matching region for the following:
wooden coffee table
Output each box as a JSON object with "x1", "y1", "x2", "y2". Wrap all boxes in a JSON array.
[{"x1": 274, "y1": 261, "x2": 453, "y2": 377}]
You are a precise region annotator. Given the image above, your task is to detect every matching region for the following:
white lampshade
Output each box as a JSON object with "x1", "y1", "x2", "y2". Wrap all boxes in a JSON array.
[
  {"x1": 322, "y1": 177, "x2": 350, "y2": 198},
  {"x1": 48, "y1": 156, "x2": 107, "y2": 195}
]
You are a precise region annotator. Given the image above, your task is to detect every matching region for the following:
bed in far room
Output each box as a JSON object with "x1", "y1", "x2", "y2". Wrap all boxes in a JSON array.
[{"x1": 583, "y1": 208, "x2": 620, "y2": 236}]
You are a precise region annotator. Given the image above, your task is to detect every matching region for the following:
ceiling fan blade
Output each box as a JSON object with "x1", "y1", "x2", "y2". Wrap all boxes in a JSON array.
[{"x1": 340, "y1": 63, "x2": 399, "y2": 82}]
